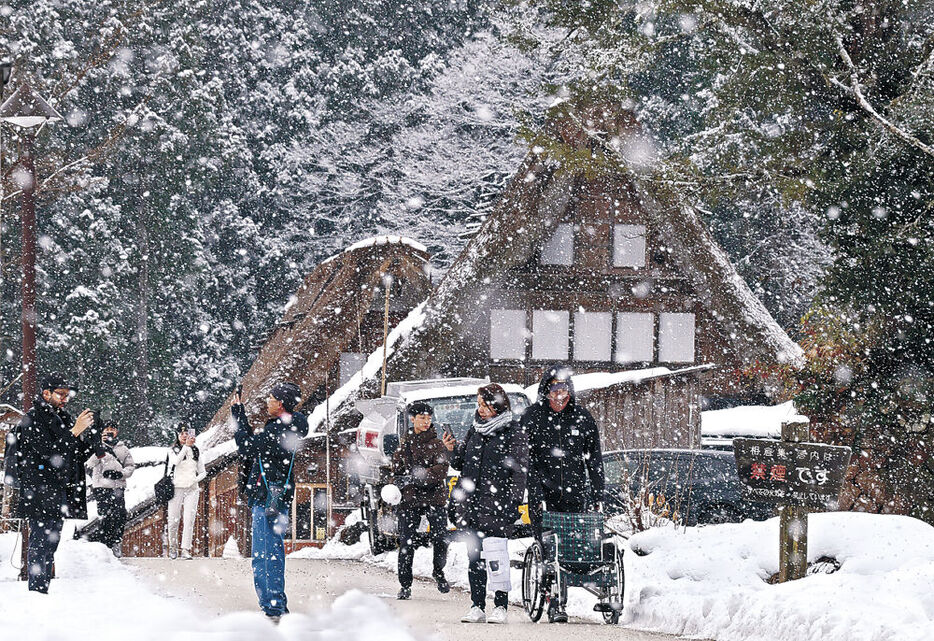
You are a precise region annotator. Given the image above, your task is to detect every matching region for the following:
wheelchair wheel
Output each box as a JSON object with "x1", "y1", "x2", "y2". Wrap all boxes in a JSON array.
[
  {"x1": 601, "y1": 548, "x2": 625, "y2": 624},
  {"x1": 522, "y1": 541, "x2": 547, "y2": 622}
]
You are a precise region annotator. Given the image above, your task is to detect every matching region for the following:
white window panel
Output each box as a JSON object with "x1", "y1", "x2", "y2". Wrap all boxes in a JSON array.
[
  {"x1": 658, "y1": 312, "x2": 695, "y2": 363},
  {"x1": 339, "y1": 352, "x2": 367, "y2": 386},
  {"x1": 574, "y1": 311, "x2": 612, "y2": 361},
  {"x1": 541, "y1": 223, "x2": 574, "y2": 266},
  {"x1": 613, "y1": 224, "x2": 646, "y2": 268},
  {"x1": 532, "y1": 310, "x2": 569, "y2": 360},
  {"x1": 615, "y1": 312, "x2": 654, "y2": 363},
  {"x1": 490, "y1": 309, "x2": 527, "y2": 360}
]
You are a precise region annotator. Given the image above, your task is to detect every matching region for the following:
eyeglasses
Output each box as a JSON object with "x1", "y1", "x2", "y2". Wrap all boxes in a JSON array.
[
  {"x1": 548, "y1": 384, "x2": 569, "y2": 394},
  {"x1": 51, "y1": 389, "x2": 73, "y2": 399}
]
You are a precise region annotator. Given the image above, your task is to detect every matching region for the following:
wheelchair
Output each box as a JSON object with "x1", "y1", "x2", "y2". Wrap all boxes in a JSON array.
[{"x1": 521, "y1": 511, "x2": 625, "y2": 624}]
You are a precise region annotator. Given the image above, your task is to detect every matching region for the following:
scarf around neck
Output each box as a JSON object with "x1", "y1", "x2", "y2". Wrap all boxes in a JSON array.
[{"x1": 473, "y1": 410, "x2": 513, "y2": 436}]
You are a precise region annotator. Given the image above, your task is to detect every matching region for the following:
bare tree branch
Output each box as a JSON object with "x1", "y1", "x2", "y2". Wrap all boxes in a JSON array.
[{"x1": 833, "y1": 31, "x2": 934, "y2": 160}]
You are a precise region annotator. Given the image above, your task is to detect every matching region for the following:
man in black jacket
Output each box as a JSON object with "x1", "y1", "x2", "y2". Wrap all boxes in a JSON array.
[
  {"x1": 7, "y1": 373, "x2": 99, "y2": 593},
  {"x1": 391, "y1": 401, "x2": 450, "y2": 600},
  {"x1": 521, "y1": 364, "x2": 605, "y2": 622},
  {"x1": 232, "y1": 382, "x2": 309, "y2": 621}
]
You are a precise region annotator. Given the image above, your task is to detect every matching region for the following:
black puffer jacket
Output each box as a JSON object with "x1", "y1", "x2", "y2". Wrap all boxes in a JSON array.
[
  {"x1": 9, "y1": 396, "x2": 102, "y2": 520},
  {"x1": 391, "y1": 425, "x2": 449, "y2": 508},
  {"x1": 522, "y1": 366, "x2": 605, "y2": 520},
  {"x1": 233, "y1": 404, "x2": 309, "y2": 508},
  {"x1": 449, "y1": 412, "x2": 528, "y2": 537}
]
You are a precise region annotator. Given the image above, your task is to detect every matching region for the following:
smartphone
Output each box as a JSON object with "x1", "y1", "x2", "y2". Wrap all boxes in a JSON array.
[
  {"x1": 442, "y1": 424, "x2": 453, "y2": 440},
  {"x1": 236, "y1": 384, "x2": 243, "y2": 398},
  {"x1": 188, "y1": 428, "x2": 196, "y2": 439}
]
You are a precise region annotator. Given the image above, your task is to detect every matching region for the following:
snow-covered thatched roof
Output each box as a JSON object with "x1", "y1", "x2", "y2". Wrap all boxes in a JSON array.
[{"x1": 203, "y1": 236, "x2": 431, "y2": 448}]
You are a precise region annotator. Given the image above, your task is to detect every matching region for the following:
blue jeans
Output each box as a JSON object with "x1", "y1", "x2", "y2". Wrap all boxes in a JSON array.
[
  {"x1": 27, "y1": 517, "x2": 63, "y2": 593},
  {"x1": 251, "y1": 505, "x2": 289, "y2": 616}
]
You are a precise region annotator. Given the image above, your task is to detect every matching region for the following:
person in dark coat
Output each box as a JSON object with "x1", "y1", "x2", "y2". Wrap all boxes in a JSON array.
[
  {"x1": 232, "y1": 382, "x2": 309, "y2": 621},
  {"x1": 8, "y1": 373, "x2": 99, "y2": 593},
  {"x1": 521, "y1": 364, "x2": 606, "y2": 622},
  {"x1": 447, "y1": 383, "x2": 528, "y2": 625},
  {"x1": 391, "y1": 401, "x2": 451, "y2": 600}
]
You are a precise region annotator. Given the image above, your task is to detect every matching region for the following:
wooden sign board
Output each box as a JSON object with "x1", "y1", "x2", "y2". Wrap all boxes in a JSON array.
[{"x1": 733, "y1": 438, "x2": 852, "y2": 510}]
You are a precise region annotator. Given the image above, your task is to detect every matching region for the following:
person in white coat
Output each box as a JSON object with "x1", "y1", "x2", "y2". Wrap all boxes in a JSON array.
[
  {"x1": 85, "y1": 422, "x2": 135, "y2": 557},
  {"x1": 165, "y1": 424, "x2": 206, "y2": 559}
]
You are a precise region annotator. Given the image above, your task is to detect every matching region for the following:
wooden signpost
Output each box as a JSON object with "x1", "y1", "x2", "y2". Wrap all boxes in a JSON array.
[{"x1": 733, "y1": 418, "x2": 852, "y2": 582}]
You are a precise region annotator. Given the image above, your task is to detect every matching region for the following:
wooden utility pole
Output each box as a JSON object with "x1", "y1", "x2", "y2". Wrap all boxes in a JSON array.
[
  {"x1": 779, "y1": 418, "x2": 810, "y2": 582},
  {"x1": 380, "y1": 275, "x2": 391, "y2": 397},
  {"x1": 134, "y1": 185, "x2": 151, "y2": 434},
  {"x1": 20, "y1": 131, "x2": 36, "y2": 411}
]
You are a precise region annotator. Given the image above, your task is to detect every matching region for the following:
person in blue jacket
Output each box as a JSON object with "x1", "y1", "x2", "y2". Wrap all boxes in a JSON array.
[{"x1": 232, "y1": 382, "x2": 308, "y2": 621}]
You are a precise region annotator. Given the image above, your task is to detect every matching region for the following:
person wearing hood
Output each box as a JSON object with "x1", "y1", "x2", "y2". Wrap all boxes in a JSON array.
[
  {"x1": 7, "y1": 373, "x2": 99, "y2": 593},
  {"x1": 391, "y1": 401, "x2": 451, "y2": 600},
  {"x1": 233, "y1": 382, "x2": 309, "y2": 622},
  {"x1": 85, "y1": 421, "x2": 135, "y2": 557},
  {"x1": 447, "y1": 383, "x2": 528, "y2": 625},
  {"x1": 165, "y1": 422, "x2": 207, "y2": 560},
  {"x1": 521, "y1": 364, "x2": 605, "y2": 622}
]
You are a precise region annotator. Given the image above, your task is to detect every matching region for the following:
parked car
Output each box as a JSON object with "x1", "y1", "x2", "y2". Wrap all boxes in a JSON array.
[
  {"x1": 603, "y1": 449, "x2": 774, "y2": 526},
  {"x1": 355, "y1": 378, "x2": 532, "y2": 554}
]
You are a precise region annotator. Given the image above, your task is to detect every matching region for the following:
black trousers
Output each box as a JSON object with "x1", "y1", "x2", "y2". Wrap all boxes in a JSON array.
[
  {"x1": 92, "y1": 488, "x2": 127, "y2": 549},
  {"x1": 397, "y1": 503, "x2": 448, "y2": 589},
  {"x1": 463, "y1": 529, "x2": 508, "y2": 610},
  {"x1": 27, "y1": 517, "x2": 63, "y2": 593}
]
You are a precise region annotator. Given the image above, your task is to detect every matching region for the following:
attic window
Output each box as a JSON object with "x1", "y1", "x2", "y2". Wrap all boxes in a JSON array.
[
  {"x1": 490, "y1": 309, "x2": 526, "y2": 360},
  {"x1": 541, "y1": 223, "x2": 574, "y2": 266},
  {"x1": 574, "y1": 311, "x2": 612, "y2": 361},
  {"x1": 616, "y1": 312, "x2": 654, "y2": 363},
  {"x1": 532, "y1": 310, "x2": 569, "y2": 360},
  {"x1": 613, "y1": 224, "x2": 647, "y2": 268},
  {"x1": 339, "y1": 352, "x2": 366, "y2": 386},
  {"x1": 658, "y1": 312, "x2": 695, "y2": 363}
]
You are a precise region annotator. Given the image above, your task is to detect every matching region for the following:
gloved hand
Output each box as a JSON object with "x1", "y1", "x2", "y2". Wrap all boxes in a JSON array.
[{"x1": 102, "y1": 469, "x2": 124, "y2": 480}]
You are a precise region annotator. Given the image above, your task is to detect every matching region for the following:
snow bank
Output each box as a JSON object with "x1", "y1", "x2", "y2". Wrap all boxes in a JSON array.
[
  {"x1": 624, "y1": 512, "x2": 934, "y2": 641},
  {"x1": 292, "y1": 512, "x2": 934, "y2": 639},
  {"x1": 701, "y1": 401, "x2": 803, "y2": 440},
  {"x1": 0, "y1": 537, "x2": 419, "y2": 641}
]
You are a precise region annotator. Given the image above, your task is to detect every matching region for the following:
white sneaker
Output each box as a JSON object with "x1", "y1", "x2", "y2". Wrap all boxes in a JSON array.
[
  {"x1": 168, "y1": 549, "x2": 178, "y2": 560},
  {"x1": 181, "y1": 550, "x2": 193, "y2": 560},
  {"x1": 487, "y1": 606, "x2": 507, "y2": 624},
  {"x1": 460, "y1": 606, "x2": 486, "y2": 623}
]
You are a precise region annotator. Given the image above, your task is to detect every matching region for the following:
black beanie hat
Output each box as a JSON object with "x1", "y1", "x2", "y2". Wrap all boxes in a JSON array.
[
  {"x1": 407, "y1": 401, "x2": 434, "y2": 417},
  {"x1": 270, "y1": 382, "x2": 301, "y2": 412},
  {"x1": 41, "y1": 372, "x2": 76, "y2": 392}
]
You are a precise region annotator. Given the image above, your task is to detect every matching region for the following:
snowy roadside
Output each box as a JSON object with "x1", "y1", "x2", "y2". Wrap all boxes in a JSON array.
[
  {"x1": 0, "y1": 534, "x2": 420, "y2": 641},
  {"x1": 291, "y1": 512, "x2": 934, "y2": 640}
]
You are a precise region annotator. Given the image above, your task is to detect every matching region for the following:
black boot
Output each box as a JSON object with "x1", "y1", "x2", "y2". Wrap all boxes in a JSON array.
[
  {"x1": 434, "y1": 574, "x2": 450, "y2": 593},
  {"x1": 397, "y1": 587, "x2": 411, "y2": 600},
  {"x1": 547, "y1": 600, "x2": 568, "y2": 623}
]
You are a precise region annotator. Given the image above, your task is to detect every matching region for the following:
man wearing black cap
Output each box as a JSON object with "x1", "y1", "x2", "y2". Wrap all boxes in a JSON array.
[
  {"x1": 232, "y1": 381, "x2": 309, "y2": 621},
  {"x1": 6, "y1": 373, "x2": 100, "y2": 593},
  {"x1": 391, "y1": 401, "x2": 450, "y2": 600},
  {"x1": 521, "y1": 364, "x2": 605, "y2": 622}
]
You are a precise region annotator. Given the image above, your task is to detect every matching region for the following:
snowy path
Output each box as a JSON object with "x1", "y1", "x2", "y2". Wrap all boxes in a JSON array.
[{"x1": 123, "y1": 556, "x2": 684, "y2": 640}]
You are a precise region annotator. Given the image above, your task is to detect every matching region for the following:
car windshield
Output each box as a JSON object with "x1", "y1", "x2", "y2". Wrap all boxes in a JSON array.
[
  {"x1": 606, "y1": 451, "x2": 737, "y2": 487},
  {"x1": 411, "y1": 393, "x2": 529, "y2": 441}
]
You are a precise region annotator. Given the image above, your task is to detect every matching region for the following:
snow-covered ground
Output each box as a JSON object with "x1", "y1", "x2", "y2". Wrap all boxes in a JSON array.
[
  {"x1": 295, "y1": 512, "x2": 934, "y2": 640},
  {"x1": 0, "y1": 534, "x2": 419, "y2": 641}
]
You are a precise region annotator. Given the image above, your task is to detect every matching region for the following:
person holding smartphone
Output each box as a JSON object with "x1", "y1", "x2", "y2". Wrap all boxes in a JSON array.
[
  {"x1": 392, "y1": 401, "x2": 451, "y2": 600},
  {"x1": 165, "y1": 422, "x2": 206, "y2": 559},
  {"x1": 6, "y1": 373, "x2": 100, "y2": 593}
]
